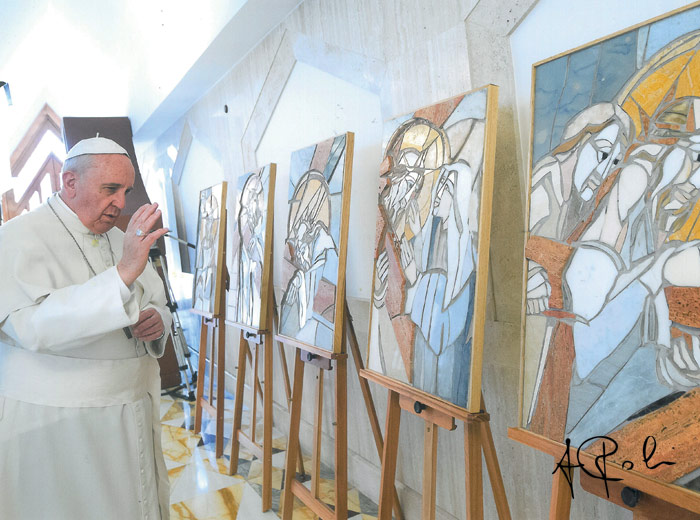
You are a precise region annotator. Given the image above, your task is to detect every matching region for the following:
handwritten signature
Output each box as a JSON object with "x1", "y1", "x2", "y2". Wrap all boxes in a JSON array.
[{"x1": 553, "y1": 436, "x2": 675, "y2": 498}]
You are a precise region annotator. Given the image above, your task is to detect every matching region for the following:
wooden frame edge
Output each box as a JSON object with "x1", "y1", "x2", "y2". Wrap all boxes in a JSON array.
[
  {"x1": 333, "y1": 131, "x2": 354, "y2": 355},
  {"x1": 467, "y1": 84, "x2": 499, "y2": 413}
]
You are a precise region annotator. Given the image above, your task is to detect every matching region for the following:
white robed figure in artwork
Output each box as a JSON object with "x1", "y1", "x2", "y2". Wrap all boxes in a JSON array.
[{"x1": 236, "y1": 173, "x2": 265, "y2": 326}]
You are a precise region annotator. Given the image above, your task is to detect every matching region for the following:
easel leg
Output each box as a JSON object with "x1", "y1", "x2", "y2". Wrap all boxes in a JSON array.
[
  {"x1": 273, "y1": 296, "x2": 306, "y2": 477},
  {"x1": 208, "y1": 325, "x2": 215, "y2": 416},
  {"x1": 549, "y1": 463, "x2": 573, "y2": 520},
  {"x1": 229, "y1": 332, "x2": 248, "y2": 475},
  {"x1": 334, "y1": 355, "x2": 348, "y2": 519},
  {"x1": 465, "y1": 422, "x2": 484, "y2": 520},
  {"x1": 215, "y1": 319, "x2": 225, "y2": 458},
  {"x1": 262, "y1": 335, "x2": 273, "y2": 511},
  {"x1": 378, "y1": 390, "x2": 401, "y2": 520},
  {"x1": 244, "y1": 347, "x2": 265, "y2": 400},
  {"x1": 312, "y1": 369, "x2": 324, "y2": 501},
  {"x1": 194, "y1": 318, "x2": 208, "y2": 434},
  {"x1": 422, "y1": 422, "x2": 438, "y2": 520},
  {"x1": 250, "y1": 343, "x2": 259, "y2": 444},
  {"x1": 480, "y1": 395, "x2": 511, "y2": 520},
  {"x1": 345, "y1": 306, "x2": 404, "y2": 520},
  {"x1": 281, "y1": 352, "x2": 305, "y2": 520}
]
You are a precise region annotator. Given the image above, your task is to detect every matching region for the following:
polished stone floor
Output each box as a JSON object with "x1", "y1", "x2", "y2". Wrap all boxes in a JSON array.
[{"x1": 160, "y1": 388, "x2": 379, "y2": 519}]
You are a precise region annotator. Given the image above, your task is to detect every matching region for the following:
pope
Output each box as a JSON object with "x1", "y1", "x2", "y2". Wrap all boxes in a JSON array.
[{"x1": 0, "y1": 137, "x2": 172, "y2": 519}]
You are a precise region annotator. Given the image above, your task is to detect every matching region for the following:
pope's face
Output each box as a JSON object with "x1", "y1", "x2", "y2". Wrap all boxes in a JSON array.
[{"x1": 65, "y1": 155, "x2": 135, "y2": 234}]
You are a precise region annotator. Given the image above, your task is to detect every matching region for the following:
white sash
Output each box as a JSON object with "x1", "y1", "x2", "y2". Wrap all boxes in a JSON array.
[{"x1": 0, "y1": 343, "x2": 159, "y2": 408}]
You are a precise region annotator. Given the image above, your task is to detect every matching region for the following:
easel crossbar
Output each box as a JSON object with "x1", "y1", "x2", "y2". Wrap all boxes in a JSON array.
[
  {"x1": 375, "y1": 385, "x2": 512, "y2": 520},
  {"x1": 508, "y1": 427, "x2": 700, "y2": 514},
  {"x1": 291, "y1": 480, "x2": 335, "y2": 520},
  {"x1": 281, "y1": 302, "x2": 404, "y2": 520},
  {"x1": 236, "y1": 430, "x2": 264, "y2": 460}
]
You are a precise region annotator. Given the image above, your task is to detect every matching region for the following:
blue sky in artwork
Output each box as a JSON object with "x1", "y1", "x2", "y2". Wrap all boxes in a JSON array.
[
  {"x1": 644, "y1": 6, "x2": 700, "y2": 61},
  {"x1": 592, "y1": 32, "x2": 637, "y2": 104},
  {"x1": 326, "y1": 136, "x2": 346, "y2": 194},
  {"x1": 289, "y1": 144, "x2": 315, "y2": 198},
  {"x1": 443, "y1": 89, "x2": 487, "y2": 129},
  {"x1": 382, "y1": 113, "x2": 412, "y2": 149},
  {"x1": 550, "y1": 45, "x2": 600, "y2": 152},
  {"x1": 237, "y1": 170, "x2": 252, "y2": 191},
  {"x1": 533, "y1": 56, "x2": 567, "y2": 164}
]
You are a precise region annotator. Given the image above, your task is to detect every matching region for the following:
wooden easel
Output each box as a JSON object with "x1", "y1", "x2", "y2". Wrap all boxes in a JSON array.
[
  {"x1": 279, "y1": 303, "x2": 404, "y2": 520},
  {"x1": 192, "y1": 264, "x2": 229, "y2": 458},
  {"x1": 362, "y1": 369, "x2": 511, "y2": 520},
  {"x1": 226, "y1": 288, "x2": 306, "y2": 512},
  {"x1": 508, "y1": 428, "x2": 700, "y2": 520},
  {"x1": 193, "y1": 204, "x2": 228, "y2": 459}
]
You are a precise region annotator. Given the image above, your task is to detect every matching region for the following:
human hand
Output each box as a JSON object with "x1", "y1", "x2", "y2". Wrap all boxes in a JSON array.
[
  {"x1": 131, "y1": 308, "x2": 165, "y2": 342},
  {"x1": 526, "y1": 260, "x2": 550, "y2": 315},
  {"x1": 284, "y1": 271, "x2": 302, "y2": 306},
  {"x1": 658, "y1": 334, "x2": 700, "y2": 388},
  {"x1": 400, "y1": 237, "x2": 418, "y2": 284},
  {"x1": 407, "y1": 201, "x2": 421, "y2": 236},
  {"x1": 117, "y1": 203, "x2": 168, "y2": 286}
]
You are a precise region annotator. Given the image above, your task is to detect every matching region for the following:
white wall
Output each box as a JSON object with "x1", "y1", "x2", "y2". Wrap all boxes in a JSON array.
[{"x1": 256, "y1": 61, "x2": 383, "y2": 301}]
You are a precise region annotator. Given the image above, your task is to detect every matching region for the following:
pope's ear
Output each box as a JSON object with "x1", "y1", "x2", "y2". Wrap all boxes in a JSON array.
[{"x1": 61, "y1": 170, "x2": 78, "y2": 196}]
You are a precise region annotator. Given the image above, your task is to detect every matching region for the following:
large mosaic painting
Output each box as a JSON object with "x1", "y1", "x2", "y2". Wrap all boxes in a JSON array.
[
  {"x1": 193, "y1": 182, "x2": 227, "y2": 316},
  {"x1": 366, "y1": 86, "x2": 498, "y2": 411},
  {"x1": 227, "y1": 165, "x2": 276, "y2": 330},
  {"x1": 522, "y1": 5, "x2": 700, "y2": 491},
  {"x1": 278, "y1": 133, "x2": 354, "y2": 353}
]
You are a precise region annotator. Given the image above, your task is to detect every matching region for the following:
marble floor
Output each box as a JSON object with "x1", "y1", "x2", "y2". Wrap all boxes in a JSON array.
[{"x1": 159, "y1": 388, "x2": 379, "y2": 519}]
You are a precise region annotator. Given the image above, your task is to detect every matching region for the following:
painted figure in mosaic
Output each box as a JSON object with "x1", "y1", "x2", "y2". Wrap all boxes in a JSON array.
[
  {"x1": 193, "y1": 190, "x2": 220, "y2": 312},
  {"x1": 526, "y1": 103, "x2": 633, "y2": 316},
  {"x1": 561, "y1": 99, "x2": 700, "y2": 442},
  {"x1": 278, "y1": 134, "x2": 351, "y2": 352},
  {"x1": 524, "y1": 22, "x2": 700, "y2": 472},
  {"x1": 280, "y1": 171, "x2": 337, "y2": 341},
  {"x1": 369, "y1": 90, "x2": 490, "y2": 408},
  {"x1": 236, "y1": 173, "x2": 265, "y2": 325}
]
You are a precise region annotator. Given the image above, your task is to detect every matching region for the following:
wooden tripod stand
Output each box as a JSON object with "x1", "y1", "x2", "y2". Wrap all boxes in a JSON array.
[
  {"x1": 278, "y1": 302, "x2": 404, "y2": 520},
  {"x1": 192, "y1": 267, "x2": 229, "y2": 459},
  {"x1": 226, "y1": 291, "x2": 306, "y2": 512},
  {"x1": 362, "y1": 370, "x2": 511, "y2": 520}
]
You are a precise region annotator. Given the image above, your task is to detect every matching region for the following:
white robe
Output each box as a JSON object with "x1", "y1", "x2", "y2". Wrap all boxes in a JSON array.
[{"x1": 0, "y1": 195, "x2": 172, "y2": 520}]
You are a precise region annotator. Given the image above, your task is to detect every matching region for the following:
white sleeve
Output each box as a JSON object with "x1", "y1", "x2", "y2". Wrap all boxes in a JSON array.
[
  {"x1": 1, "y1": 266, "x2": 140, "y2": 353},
  {"x1": 138, "y1": 260, "x2": 173, "y2": 359}
]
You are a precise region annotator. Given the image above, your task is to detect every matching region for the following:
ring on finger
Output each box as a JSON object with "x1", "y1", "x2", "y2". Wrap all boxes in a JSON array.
[{"x1": 136, "y1": 229, "x2": 144, "y2": 237}]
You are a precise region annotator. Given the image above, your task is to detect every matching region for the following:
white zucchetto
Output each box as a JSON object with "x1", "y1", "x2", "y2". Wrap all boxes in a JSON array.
[{"x1": 65, "y1": 135, "x2": 130, "y2": 160}]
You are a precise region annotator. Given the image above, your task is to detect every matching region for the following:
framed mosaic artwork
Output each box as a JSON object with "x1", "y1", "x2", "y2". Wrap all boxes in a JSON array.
[
  {"x1": 278, "y1": 133, "x2": 354, "y2": 354},
  {"x1": 192, "y1": 182, "x2": 227, "y2": 317},
  {"x1": 366, "y1": 85, "x2": 499, "y2": 413},
  {"x1": 227, "y1": 165, "x2": 276, "y2": 331},
  {"x1": 521, "y1": 3, "x2": 700, "y2": 493}
]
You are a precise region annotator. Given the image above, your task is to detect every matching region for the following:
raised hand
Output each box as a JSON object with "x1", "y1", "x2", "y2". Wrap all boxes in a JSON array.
[{"x1": 117, "y1": 203, "x2": 168, "y2": 286}]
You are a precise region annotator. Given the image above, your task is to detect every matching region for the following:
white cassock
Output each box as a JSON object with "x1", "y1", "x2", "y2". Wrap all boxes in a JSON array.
[{"x1": 0, "y1": 194, "x2": 171, "y2": 520}]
